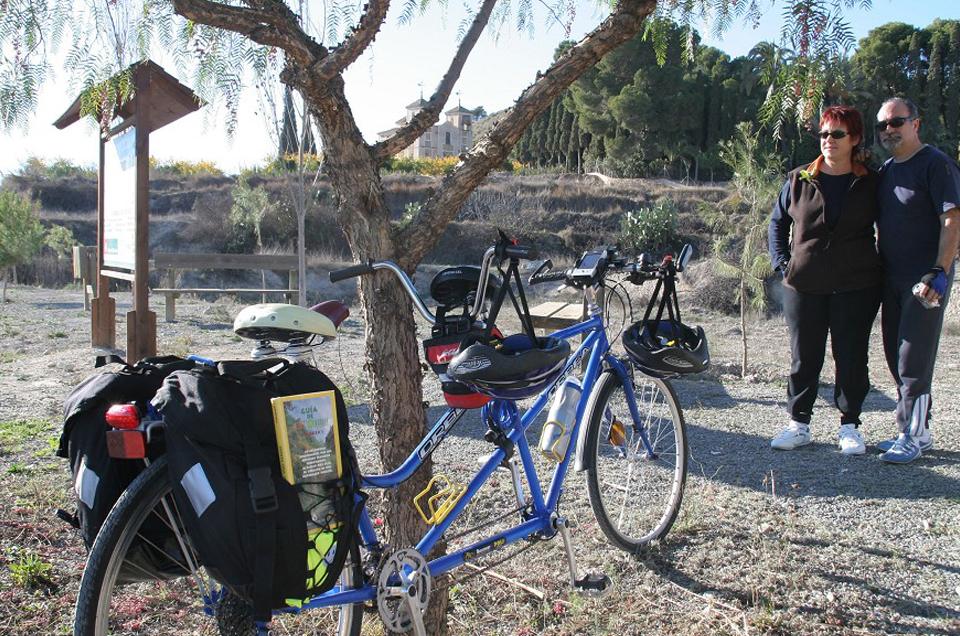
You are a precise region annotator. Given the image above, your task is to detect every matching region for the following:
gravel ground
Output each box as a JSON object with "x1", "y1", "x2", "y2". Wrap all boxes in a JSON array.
[{"x1": 0, "y1": 282, "x2": 958, "y2": 635}]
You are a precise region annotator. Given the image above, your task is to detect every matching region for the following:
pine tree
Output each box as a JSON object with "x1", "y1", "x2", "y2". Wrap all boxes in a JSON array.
[{"x1": 924, "y1": 33, "x2": 944, "y2": 141}]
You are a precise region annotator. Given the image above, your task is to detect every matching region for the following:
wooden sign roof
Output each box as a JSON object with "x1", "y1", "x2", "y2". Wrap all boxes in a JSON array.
[{"x1": 54, "y1": 59, "x2": 201, "y2": 132}]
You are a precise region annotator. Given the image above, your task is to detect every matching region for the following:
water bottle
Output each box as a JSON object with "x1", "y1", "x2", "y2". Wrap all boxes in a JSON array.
[
  {"x1": 539, "y1": 377, "x2": 582, "y2": 462},
  {"x1": 912, "y1": 282, "x2": 940, "y2": 309}
]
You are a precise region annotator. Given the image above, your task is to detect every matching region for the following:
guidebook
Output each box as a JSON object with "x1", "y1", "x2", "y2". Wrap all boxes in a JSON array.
[{"x1": 271, "y1": 390, "x2": 343, "y2": 530}]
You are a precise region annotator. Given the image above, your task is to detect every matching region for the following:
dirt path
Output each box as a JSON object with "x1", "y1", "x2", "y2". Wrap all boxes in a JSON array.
[{"x1": 0, "y1": 284, "x2": 958, "y2": 635}]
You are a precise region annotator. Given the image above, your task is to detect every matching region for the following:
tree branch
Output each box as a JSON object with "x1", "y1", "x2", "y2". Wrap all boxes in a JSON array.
[
  {"x1": 311, "y1": 0, "x2": 391, "y2": 80},
  {"x1": 373, "y1": 0, "x2": 498, "y2": 162},
  {"x1": 396, "y1": 0, "x2": 658, "y2": 267},
  {"x1": 171, "y1": 0, "x2": 323, "y2": 66}
]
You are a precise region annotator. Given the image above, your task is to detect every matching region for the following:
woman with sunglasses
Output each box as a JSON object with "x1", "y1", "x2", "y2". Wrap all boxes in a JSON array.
[{"x1": 767, "y1": 105, "x2": 882, "y2": 455}]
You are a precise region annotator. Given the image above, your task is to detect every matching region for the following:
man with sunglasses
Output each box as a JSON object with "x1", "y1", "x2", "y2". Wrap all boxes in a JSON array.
[{"x1": 875, "y1": 97, "x2": 960, "y2": 464}]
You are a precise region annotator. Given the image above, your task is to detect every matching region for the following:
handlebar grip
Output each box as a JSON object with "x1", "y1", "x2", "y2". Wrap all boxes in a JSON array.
[
  {"x1": 502, "y1": 243, "x2": 538, "y2": 260},
  {"x1": 530, "y1": 271, "x2": 568, "y2": 285},
  {"x1": 329, "y1": 262, "x2": 374, "y2": 283}
]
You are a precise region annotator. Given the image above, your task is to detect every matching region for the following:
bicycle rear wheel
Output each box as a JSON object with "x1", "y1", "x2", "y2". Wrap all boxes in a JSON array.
[
  {"x1": 584, "y1": 369, "x2": 687, "y2": 551},
  {"x1": 74, "y1": 455, "x2": 362, "y2": 636}
]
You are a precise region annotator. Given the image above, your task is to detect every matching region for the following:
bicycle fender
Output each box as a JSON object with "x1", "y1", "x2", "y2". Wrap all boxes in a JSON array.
[
  {"x1": 573, "y1": 374, "x2": 605, "y2": 472},
  {"x1": 573, "y1": 362, "x2": 632, "y2": 472}
]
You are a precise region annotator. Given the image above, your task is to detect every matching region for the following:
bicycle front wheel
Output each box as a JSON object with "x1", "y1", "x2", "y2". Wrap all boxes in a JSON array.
[
  {"x1": 584, "y1": 369, "x2": 687, "y2": 551},
  {"x1": 74, "y1": 455, "x2": 362, "y2": 636}
]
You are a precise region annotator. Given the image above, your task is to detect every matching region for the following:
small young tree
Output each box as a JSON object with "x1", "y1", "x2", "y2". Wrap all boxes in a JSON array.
[
  {"x1": 713, "y1": 122, "x2": 783, "y2": 376},
  {"x1": 0, "y1": 191, "x2": 46, "y2": 305},
  {"x1": 45, "y1": 225, "x2": 77, "y2": 259},
  {"x1": 230, "y1": 175, "x2": 279, "y2": 297}
]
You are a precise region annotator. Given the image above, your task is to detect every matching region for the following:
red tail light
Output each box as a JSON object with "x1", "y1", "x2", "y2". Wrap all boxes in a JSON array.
[{"x1": 106, "y1": 404, "x2": 141, "y2": 430}]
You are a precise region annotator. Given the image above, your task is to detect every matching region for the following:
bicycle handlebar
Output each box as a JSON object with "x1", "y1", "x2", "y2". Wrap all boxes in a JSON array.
[
  {"x1": 529, "y1": 270, "x2": 568, "y2": 285},
  {"x1": 326, "y1": 244, "x2": 500, "y2": 327},
  {"x1": 528, "y1": 245, "x2": 692, "y2": 288}
]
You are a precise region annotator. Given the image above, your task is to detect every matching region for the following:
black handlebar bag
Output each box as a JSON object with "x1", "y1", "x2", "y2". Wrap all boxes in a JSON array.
[{"x1": 153, "y1": 359, "x2": 364, "y2": 622}]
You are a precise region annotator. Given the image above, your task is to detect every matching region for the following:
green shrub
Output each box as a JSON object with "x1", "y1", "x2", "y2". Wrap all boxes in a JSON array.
[
  {"x1": 381, "y1": 156, "x2": 459, "y2": 176},
  {"x1": 150, "y1": 158, "x2": 224, "y2": 177},
  {"x1": 619, "y1": 199, "x2": 679, "y2": 255},
  {"x1": 255, "y1": 153, "x2": 324, "y2": 176},
  {"x1": 16, "y1": 157, "x2": 96, "y2": 179}
]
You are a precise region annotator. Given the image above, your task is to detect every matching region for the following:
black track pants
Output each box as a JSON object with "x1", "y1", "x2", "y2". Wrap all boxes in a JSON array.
[
  {"x1": 782, "y1": 284, "x2": 881, "y2": 426},
  {"x1": 881, "y1": 275, "x2": 952, "y2": 437}
]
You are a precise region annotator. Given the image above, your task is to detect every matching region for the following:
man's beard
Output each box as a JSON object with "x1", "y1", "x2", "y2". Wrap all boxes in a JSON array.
[{"x1": 881, "y1": 134, "x2": 902, "y2": 151}]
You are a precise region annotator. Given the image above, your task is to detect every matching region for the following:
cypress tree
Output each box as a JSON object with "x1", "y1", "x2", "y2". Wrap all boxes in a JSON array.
[
  {"x1": 279, "y1": 86, "x2": 299, "y2": 156},
  {"x1": 560, "y1": 108, "x2": 574, "y2": 170},
  {"x1": 946, "y1": 23, "x2": 960, "y2": 140},
  {"x1": 907, "y1": 32, "x2": 923, "y2": 108},
  {"x1": 545, "y1": 100, "x2": 560, "y2": 165},
  {"x1": 925, "y1": 33, "x2": 943, "y2": 141},
  {"x1": 302, "y1": 112, "x2": 318, "y2": 155}
]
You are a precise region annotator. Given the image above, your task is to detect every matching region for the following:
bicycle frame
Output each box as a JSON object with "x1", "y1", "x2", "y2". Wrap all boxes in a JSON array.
[{"x1": 293, "y1": 305, "x2": 641, "y2": 612}]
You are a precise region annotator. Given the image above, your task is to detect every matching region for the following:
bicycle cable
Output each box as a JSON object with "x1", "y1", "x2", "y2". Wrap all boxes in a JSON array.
[
  {"x1": 437, "y1": 538, "x2": 540, "y2": 593},
  {"x1": 444, "y1": 503, "x2": 532, "y2": 545}
]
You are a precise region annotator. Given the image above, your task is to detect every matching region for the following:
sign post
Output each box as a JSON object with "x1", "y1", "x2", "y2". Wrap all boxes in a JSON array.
[{"x1": 55, "y1": 60, "x2": 201, "y2": 359}]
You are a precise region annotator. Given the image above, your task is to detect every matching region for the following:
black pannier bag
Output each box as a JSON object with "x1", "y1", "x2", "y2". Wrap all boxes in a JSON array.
[
  {"x1": 152, "y1": 358, "x2": 364, "y2": 622},
  {"x1": 58, "y1": 354, "x2": 197, "y2": 551}
]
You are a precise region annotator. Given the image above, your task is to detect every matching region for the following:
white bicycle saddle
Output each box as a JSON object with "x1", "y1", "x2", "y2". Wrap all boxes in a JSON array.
[{"x1": 233, "y1": 303, "x2": 338, "y2": 342}]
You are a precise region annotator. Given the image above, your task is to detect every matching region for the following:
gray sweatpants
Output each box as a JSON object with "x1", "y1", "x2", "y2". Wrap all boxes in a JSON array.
[{"x1": 881, "y1": 275, "x2": 953, "y2": 437}]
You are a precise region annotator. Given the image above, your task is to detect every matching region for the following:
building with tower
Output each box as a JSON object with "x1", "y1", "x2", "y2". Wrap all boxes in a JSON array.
[{"x1": 378, "y1": 99, "x2": 475, "y2": 159}]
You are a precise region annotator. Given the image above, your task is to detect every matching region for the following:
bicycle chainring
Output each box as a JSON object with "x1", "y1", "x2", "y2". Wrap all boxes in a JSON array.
[{"x1": 376, "y1": 548, "x2": 432, "y2": 633}]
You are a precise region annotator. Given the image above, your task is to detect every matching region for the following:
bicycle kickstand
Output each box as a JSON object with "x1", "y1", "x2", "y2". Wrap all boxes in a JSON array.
[{"x1": 555, "y1": 517, "x2": 613, "y2": 599}]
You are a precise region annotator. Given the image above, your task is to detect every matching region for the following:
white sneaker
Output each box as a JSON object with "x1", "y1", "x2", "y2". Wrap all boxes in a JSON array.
[
  {"x1": 838, "y1": 424, "x2": 866, "y2": 455},
  {"x1": 771, "y1": 421, "x2": 811, "y2": 450}
]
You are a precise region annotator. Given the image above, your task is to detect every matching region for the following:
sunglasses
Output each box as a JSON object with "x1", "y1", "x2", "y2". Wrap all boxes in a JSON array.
[
  {"x1": 818, "y1": 130, "x2": 849, "y2": 140},
  {"x1": 875, "y1": 116, "x2": 917, "y2": 131}
]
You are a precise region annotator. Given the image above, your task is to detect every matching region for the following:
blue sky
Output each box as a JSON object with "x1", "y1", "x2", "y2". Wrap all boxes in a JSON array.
[{"x1": 1, "y1": 0, "x2": 956, "y2": 176}]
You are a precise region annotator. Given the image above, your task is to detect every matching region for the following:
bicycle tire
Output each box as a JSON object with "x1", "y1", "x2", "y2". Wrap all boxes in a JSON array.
[
  {"x1": 74, "y1": 455, "x2": 363, "y2": 636},
  {"x1": 584, "y1": 369, "x2": 687, "y2": 552}
]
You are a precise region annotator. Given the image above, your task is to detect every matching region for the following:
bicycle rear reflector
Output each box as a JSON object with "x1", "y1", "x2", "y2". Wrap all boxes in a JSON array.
[
  {"x1": 105, "y1": 404, "x2": 141, "y2": 430},
  {"x1": 106, "y1": 430, "x2": 146, "y2": 458}
]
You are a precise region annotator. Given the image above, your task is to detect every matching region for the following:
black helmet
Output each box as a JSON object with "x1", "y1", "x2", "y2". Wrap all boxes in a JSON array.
[
  {"x1": 447, "y1": 334, "x2": 571, "y2": 400},
  {"x1": 623, "y1": 319, "x2": 709, "y2": 375},
  {"x1": 430, "y1": 266, "x2": 502, "y2": 310}
]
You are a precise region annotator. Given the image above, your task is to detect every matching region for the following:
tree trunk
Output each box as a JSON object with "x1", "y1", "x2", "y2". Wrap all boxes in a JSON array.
[
  {"x1": 305, "y1": 79, "x2": 446, "y2": 633},
  {"x1": 740, "y1": 275, "x2": 748, "y2": 377}
]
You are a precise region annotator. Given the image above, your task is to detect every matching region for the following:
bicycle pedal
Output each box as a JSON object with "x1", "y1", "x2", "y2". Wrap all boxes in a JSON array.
[{"x1": 573, "y1": 573, "x2": 613, "y2": 599}]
